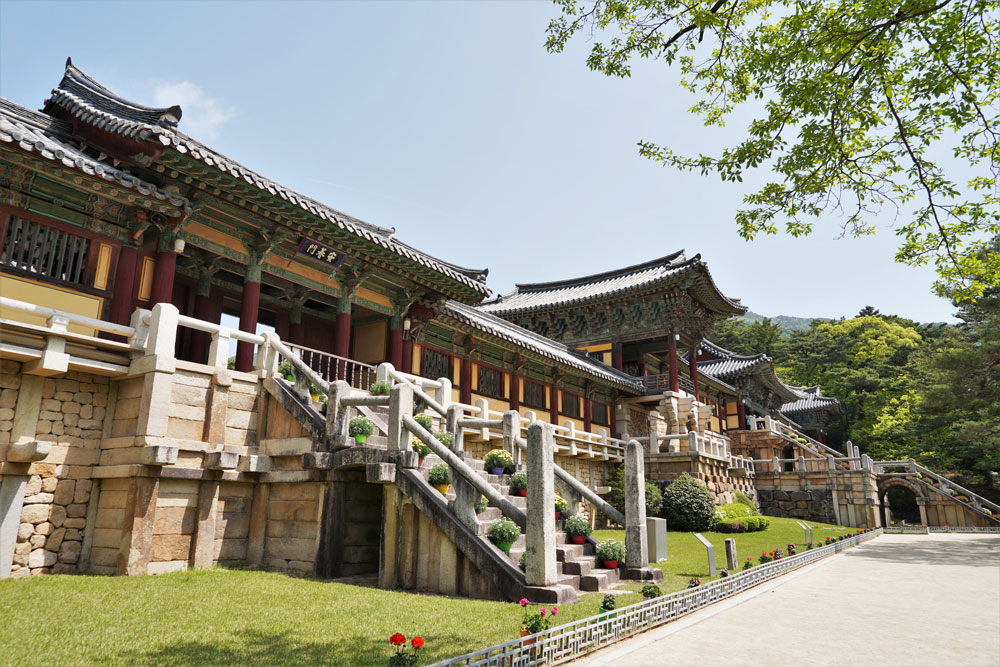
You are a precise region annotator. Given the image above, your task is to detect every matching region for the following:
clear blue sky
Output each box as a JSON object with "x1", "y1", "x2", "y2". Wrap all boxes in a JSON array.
[{"x1": 0, "y1": 0, "x2": 957, "y2": 323}]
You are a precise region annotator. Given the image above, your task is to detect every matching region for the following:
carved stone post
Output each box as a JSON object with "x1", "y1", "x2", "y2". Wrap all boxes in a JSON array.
[
  {"x1": 525, "y1": 422, "x2": 556, "y2": 586},
  {"x1": 387, "y1": 383, "x2": 413, "y2": 457},
  {"x1": 625, "y1": 440, "x2": 648, "y2": 571}
]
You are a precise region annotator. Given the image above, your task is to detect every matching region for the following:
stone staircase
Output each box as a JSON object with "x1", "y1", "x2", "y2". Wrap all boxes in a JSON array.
[{"x1": 419, "y1": 452, "x2": 622, "y2": 597}]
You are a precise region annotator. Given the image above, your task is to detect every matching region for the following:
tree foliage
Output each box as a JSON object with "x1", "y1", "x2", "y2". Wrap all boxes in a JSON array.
[
  {"x1": 660, "y1": 473, "x2": 716, "y2": 531},
  {"x1": 546, "y1": 0, "x2": 999, "y2": 300}
]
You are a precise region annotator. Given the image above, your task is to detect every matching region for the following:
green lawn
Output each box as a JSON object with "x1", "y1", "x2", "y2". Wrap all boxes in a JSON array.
[{"x1": 0, "y1": 517, "x2": 856, "y2": 665}]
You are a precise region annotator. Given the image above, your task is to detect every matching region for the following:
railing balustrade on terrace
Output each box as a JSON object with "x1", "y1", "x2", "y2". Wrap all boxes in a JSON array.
[
  {"x1": 285, "y1": 342, "x2": 377, "y2": 390},
  {"x1": 875, "y1": 460, "x2": 1000, "y2": 517},
  {"x1": 751, "y1": 454, "x2": 875, "y2": 475},
  {"x1": 640, "y1": 372, "x2": 695, "y2": 395}
]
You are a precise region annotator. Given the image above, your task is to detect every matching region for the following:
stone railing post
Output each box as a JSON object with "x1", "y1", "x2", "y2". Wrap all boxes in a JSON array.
[
  {"x1": 257, "y1": 331, "x2": 280, "y2": 378},
  {"x1": 827, "y1": 455, "x2": 837, "y2": 471},
  {"x1": 326, "y1": 380, "x2": 350, "y2": 449},
  {"x1": 435, "y1": 377, "x2": 452, "y2": 410},
  {"x1": 687, "y1": 431, "x2": 699, "y2": 453},
  {"x1": 503, "y1": 410, "x2": 520, "y2": 468},
  {"x1": 376, "y1": 362, "x2": 393, "y2": 384},
  {"x1": 625, "y1": 440, "x2": 648, "y2": 572},
  {"x1": 525, "y1": 422, "x2": 557, "y2": 587},
  {"x1": 387, "y1": 383, "x2": 413, "y2": 456},
  {"x1": 446, "y1": 404, "x2": 464, "y2": 455},
  {"x1": 772, "y1": 456, "x2": 780, "y2": 474},
  {"x1": 798, "y1": 456, "x2": 807, "y2": 473}
]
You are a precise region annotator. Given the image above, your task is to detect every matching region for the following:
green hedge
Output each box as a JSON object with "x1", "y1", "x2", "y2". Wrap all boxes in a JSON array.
[
  {"x1": 660, "y1": 473, "x2": 715, "y2": 531},
  {"x1": 715, "y1": 515, "x2": 771, "y2": 533}
]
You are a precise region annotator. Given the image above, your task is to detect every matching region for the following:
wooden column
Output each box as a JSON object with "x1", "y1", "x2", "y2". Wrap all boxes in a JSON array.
[
  {"x1": 459, "y1": 356, "x2": 472, "y2": 405},
  {"x1": 509, "y1": 373, "x2": 520, "y2": 411},
  {"x1": 549, "y1": 385, "x2": 559, "y2": 425},
  {"x1": 235, "y1": 279, "x2": 261, "y2": 373},
  {"x1": 611, "y1": 341, "x2": 623, "y2": 371},
  {"x1": 335, "y1": 300, "x2": 351, "y2": 379},
  {"x1": 583, "y1": 396, "x2": 593, "y2": 433},
  {"x1": 689, "y1": 340, "x2": 700, "y2": 399},
  {"x1": 389, "y1": 317, "x2": 404, "y2": 370},
  {"x1": 401, "y1": 338, "x2": 413, "y2": 374},
  {"x1": 288, "y1": 306, "x2": 304, "y2": 346},
  {"x1": 668, "y1": 333, "x2": 679, "y2": 393},
  {"x1": 150, "y1": 230, "x2": 178, "y2": 306},
  {"x1": 189, "y1": 280, "x2": 215, "y2": 365},
  {"x1": 737, "y1": 398, "x2": 747, "y2": 430},
  {"x1": 109, "y1": 245, "x2": 139, "y2": 326}
]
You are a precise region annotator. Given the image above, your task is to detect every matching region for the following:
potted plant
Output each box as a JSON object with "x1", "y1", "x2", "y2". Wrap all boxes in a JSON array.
[
  {"x1": 278, "y1": 360, "x2": 295, "y2": 383},
  {"x1": 369, "y1": 380, "x2": 392, "y2": 396},
  {"x1": 519, "y1": 553, "x2": 526, "y2": 572},
  {"x1": 434, "y1": 432, "x2": 454, "y2": 449},
  {"x1": 758, "y1": 551, "x2": 773, "y2": 564},
  {"x1": 488, "y1": 517, "x2": 520, "y2": 553},
  {"x1": 742, "y1": 557, "x2": 753, "y2": 570},
  {"x1": 598, "y1": 592, "x2": 617, "y2": 620},
  {"x1": 719, "y1": 568, "x2": 729, "y2": 578},
  {"x1": 411, "y1": 438, "x2": 431, "y2": 466},
  {"x1": 309, "y1": 383, "x2": 322, "y2": 403},
  {"x1": 554, "y1": 495, "x2": 568, "y2": 520},
  {"x1": 596, "y1": 539, "x2": 625, "y2": 570},
  {"x1": 510, "y1": 472, "x2": 528, "y2": 497},
  {"x1": 388, "y1": 633, "x2": 424, "y2": 667},
  {"x1": 787, "y1": 543, "x2": 797, "y2": 556},
  {"x1": 484, "y1": 449, "x2": 513, "y2": 476},
  {"x1": 564, "y1": 516, "x2": 591, "y2": 545},
  {"x1": 414, "y1": 413, "x2": 434, "y2": 431},
  {"x1": 688, "y1": 577, "x2": 701, "y2": 588},
  {"x1": 348, "y1": 416, "x2": 374, "y2": 444},
  {"x1": 428, "y1": 463, "x2": 450, "y2": 495},
  {"x1": 518, "y1": 599, "x2": 557, "y2": 642},
  {"x1": 474, "y1": 494, "x2": 488, "y2": 514}
]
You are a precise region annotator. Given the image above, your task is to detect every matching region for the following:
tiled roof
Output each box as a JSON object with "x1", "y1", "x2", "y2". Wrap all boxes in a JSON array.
[
  {"x1": 694, "y1": 340, "x2": 800, "y2": 403},
  {"x1": 439, "y1": 300, "x2": 644, "y2": 391},
  {"x1": 0, "y1": 98, "x2": 190, "y2": 211},
  {"x1": 42, "y1": 60, "x2": 490, "y2": 296},
  {"x1": 478, "y1": 251, "x2": 745, "y2": 316},
  {"x1": 781, "y1": 385, "x2": 842, "y2": 415}
]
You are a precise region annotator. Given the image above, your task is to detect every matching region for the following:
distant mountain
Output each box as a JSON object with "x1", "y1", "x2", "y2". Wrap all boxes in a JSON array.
[{"x1": 737, "y1": 311, "x2": 832, "y2": 333}]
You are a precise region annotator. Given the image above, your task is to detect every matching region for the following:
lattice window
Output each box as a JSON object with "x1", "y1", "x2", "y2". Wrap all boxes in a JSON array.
[
  {"x1": 477, "y1": 365, "x2": 505, "y2": 399},
  {"x1": 523, "y1": 380, "x2": 547, "y2": 410},
  {"x1": 420, "y1": 347, "x2": 451, "y2": 381},
  {"x1": 592, "y1": 401, "x2": 610, "y2": 426},
  {"x1": 562, "y1": 392, "x2": 581, "y2": 419},
  {"x1": 1, "y1": 217, "x2": 90, "y2": 285}
]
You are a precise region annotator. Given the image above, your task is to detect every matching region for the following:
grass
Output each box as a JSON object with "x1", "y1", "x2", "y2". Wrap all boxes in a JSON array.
[{"x1": 0, "y1": 517, "x2": 856, "y2": 665}]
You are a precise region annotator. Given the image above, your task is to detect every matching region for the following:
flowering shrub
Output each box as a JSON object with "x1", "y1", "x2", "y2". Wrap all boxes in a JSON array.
[
  {"x1": 387, "y1": 633, "x2": 424, "y2": 666},
  {"x1": 564, "y1": 516, "x2": 592, "y2": 538},
  {"x1": 349, "y1": 417, "x2": 375, "y2": 438},
  {"x1": 414, "y1": 413, "x2": 434, "y2": 431},
  {"x1": 824, "y1": 536, "x2": 833, "y2": 545},
  {"x1": 773, "y1": 549, "x2": 783, "y2": 560},
  {"x1": 743, "y1": 557, "x2": 753, "y2": 570},
  {"x1": 487, "y1": 517, "x2": 520, "y2": 548},
  {"x1": 410, "y1": 438, "x2": 431, "y2": 460},
  {"x1": 599, "y1": 592, "x2": 618, "y2": 612},
  {"x1": 519, "y1": 599, "x2": 558, "y2": 634},
  {"x1": 787, "y1": 544, "x2": 797, "y2": 556},
  {"x1": 509, "y1": 472, "x2": 528, "y2": 494},
  {"x1": 640, "y1": 584, "x2": 662, "y2": 599},
  {"x1": 759, "y1": 551, "x2": 773, "y2": 564},
  {"x1": 484, "y1": 449, "x2": 513, "y2": 472},
  {"x1": 554, "y1": 495, "x2": 569, "y2": 514},
  {"x1": 433, "y1": 432, "x2": 454, "y2": 448},
  {"x1": 806, "y1": 542, "x2": 814, "y2": 550},
  {"x1": 687, "y1": 577, "x2": 701, "y2": 588},
  {"x1": 369, "y1": 381, "x2": 392, "y2": 396},
  {"x1": 427, "y1": 464, "x2": 450, "y2": 487},
  {"x1": 595, "y1": 539, "x2": 626, "y2": 564},
  {"x1": 719, "y1": 568, "x2": 729, "y2": 578}
]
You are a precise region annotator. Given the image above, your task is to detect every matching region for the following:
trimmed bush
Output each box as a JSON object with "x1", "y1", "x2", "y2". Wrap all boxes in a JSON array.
[
  {"x1": 414, "y1": 414, "x2": 434, "y2": 431},
  {"x1": 428, "y1": 464, "x2": 450, "y2": 486},
  {"x1": 640, "y1": 584, "x2": 662, "y2": 599},
  {"x1": 734, "y1": 491, "x2": 758, "y2": 513},
  {"x1": 563, "y1": 515, "x2": 591, "y2": 538},
  {"x1": 660, "y1": 473, "x2": 715, "y2": 531}
]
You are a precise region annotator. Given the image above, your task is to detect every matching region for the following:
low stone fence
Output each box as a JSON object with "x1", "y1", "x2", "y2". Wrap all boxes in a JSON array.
[
  {"x1": 432, "y1": 528, "x2": 883, "y2": 666},
  {"x1": 883, "y1": 526, "x2": 1000, "y2": 534}
]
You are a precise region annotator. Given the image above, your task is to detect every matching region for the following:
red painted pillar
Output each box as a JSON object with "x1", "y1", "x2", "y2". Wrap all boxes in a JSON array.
[
  {"x1": 189, "y1": 286, "x2": 215, "y2": 364},
  {"x1": 235, "y1": 280, "x2": 260, "y2": 372},
  {"x1": 583, "y1": 397, "x2": 593, "y2": 433},
  {"x1": 149, "y1": 249, "x2": 177, "y2": 305},
  {"x1": 335, "y1": 303, "x2": 351, "y2": 380},
  {"x1": 668, "y1": 334, "x2": 679, "y2": 393},
  {"x1": 611, "y1": 341, "x2": 623, "y2": 371},
  {"x1": 509, "y1": 373, "x2": 520, "y2": 411},
  {"x1": 689, "y1": 340, "x2": 700, "y2": 400},
  {"x1": 288, "y1": 302, "x2": 304, "y2": 346},
  {"x1": 389, "y1": 320, "x2": 403, "y2": 370},
  {"x1": 460, "y1": 356, "x2": 472, "y2": 405},
  {"x1": 738, "y1": 399, "x2": 747, "y2": 430},
  {"x1": 401, "y1": 339, "x2": 413, "y2": 374},
  {"x1": 549, "y1": 386, "x2": 559, "y2": 425},
  {"x1": 109, "y1": 246, "x2": 139, "y2": 326}
]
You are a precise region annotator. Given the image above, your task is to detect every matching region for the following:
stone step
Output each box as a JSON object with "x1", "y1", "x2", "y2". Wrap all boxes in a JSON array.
[
  {"x1": 579, "y1": 566, "x2": 620, "y2": 591},
  {"x1": 561, "y1": 560, "x2": 593, "y2": 576},
  {"x1": 522, "y1": 583, "x2": 578, "y2": 604}
]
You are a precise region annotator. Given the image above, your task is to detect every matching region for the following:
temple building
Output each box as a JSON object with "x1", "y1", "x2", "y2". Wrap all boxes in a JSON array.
[{"x1": 17, "y1": 60, "x2": 976, "y2": 594}]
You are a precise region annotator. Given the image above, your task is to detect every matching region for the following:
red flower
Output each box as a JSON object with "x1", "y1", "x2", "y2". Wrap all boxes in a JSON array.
[
  {"x1": 411, "y1": 637, "x2": 424, "y2": 649},
  {"x1": 390, "y1": 633, "x2": 406, "y2": 646}
]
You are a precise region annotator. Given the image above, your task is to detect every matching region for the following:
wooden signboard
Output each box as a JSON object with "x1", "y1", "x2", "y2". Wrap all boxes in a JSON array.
[{"x1": 297, "y1": 237, "x2": 346, "y2": 268}]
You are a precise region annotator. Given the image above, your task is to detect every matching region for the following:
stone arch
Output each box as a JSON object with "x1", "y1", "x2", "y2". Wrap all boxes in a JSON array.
[{"x1": 877, "y1": 478, "x2": 926, "y2": 526}]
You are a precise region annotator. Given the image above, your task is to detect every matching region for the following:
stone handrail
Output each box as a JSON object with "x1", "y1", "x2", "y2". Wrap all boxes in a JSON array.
[
  {"x1": 877, "y1": 460, "x2": 1000, "y2": 514},
  {"x1": 1, "y1": 295, "x2": 137, "y2": 338},
  {"x1": 514, "y1": 434, "x2": 626, "y2": 526}
]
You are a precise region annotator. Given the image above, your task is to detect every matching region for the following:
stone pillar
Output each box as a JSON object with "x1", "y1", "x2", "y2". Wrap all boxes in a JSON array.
[
  {"x1": 624, "y1": 441, "x2": 648, "y2": 571},
  {"x1": 109, "y1": 245, "x2": 139, "y2": 326},
  {"x1": 917, "y1": 498, "x2": 928, "y2": 527},
  {"x1": 388, "y1": 317, "x2": 404, "y2": 370},
  {"x1": 387, "y1": 383, "x2": 413, "y2": 456},
  {"x1": 525, "y1": 422, "x2": 556, "y2": 586},
  {"x1": 235, "y1": 278, "x2": 261, "y2": 373},
  {"x1": 611, "y1": 341, "x2": 623, "y2": 371},
  {"x1": 668, "y1": 333, "x2": 679, "y2": 393},
  {"x1": 689, "y1": 340, "x2": 700, "y2": 399},
  {"x1": 502, "y1": 410, "x2": 520, "y2": 468},
  {"x1": 117, "y1": 477, "x2": 159, "y2": 575},
  {"x1": 0, "y1": 475, "x2": 28, "y2": 579},
  {"x1": 335, "y1": 300, "x2": 352, "y2": 376},
  {"x1": 725, "y1": 538, "x2": 738, "y2": 570},
  {"x1": 191, "y1": 480, "x2": 221, "y2": 569},
  {"x1": 459, "y1": 356, "x2": 472, "y2": 405}
]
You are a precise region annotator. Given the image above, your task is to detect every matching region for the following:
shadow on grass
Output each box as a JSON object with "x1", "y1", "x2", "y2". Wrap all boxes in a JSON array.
[{"x1": 118, "y1": 628, "x2": 468, "y2": 666}]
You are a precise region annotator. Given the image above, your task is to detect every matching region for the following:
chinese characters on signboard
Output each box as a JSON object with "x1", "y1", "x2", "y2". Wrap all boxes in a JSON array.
[{"x1": 297, "y1": 237, "x2": 346, "y2": 268}]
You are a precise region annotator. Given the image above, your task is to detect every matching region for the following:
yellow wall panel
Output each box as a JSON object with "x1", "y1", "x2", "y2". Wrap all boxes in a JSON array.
[
  {"x1": 93, "y1": 243, "x2": 113, "y2": 290},
  {"x1": 353, "y1": 319, "x2": 387, "y2": 364},
  {"x1": 0, "y1": 274, "x2": 102, "y2": 335}
]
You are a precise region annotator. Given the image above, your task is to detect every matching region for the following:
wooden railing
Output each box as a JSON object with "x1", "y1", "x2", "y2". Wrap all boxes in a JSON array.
[
  {"x1": 286, "y1": 342, "x2": 377, "y2": 389},
  {"x1": 640, "y1": 372, "x2": 695, "y2": 395}
]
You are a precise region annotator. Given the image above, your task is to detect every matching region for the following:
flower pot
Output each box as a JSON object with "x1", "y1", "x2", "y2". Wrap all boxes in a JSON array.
[
  {"x1": 520, "y1": 629, "x2": 535, "y2": 646},
  {"x1": 518, "y1": 489, "x2": 527, "y2": 497},
  {"x1": 602, "y1": 560, "x2": 618, "y2": 570},
  {"x1": 490, "y1": 467, "x2": 505, "y2": 476},
  {"x1": 353, "y1": 434, "x2": 369, "y2": 444},
  {"x1": 571, "y1": 536, "x2": 586, "y2": 545},
  {"x1": 310, "y1": 393, "x2": 320, "y2": 403},
  {"x1": 555, "y1": 512, "x2": 561, "y2": 521},
  {"x1": 418, "y1": 457, "x2": 425, "y2": 468},
  {"x1": 433, "y1": 483, "x2": 450, "y2": 495},
  {"x1": 496, "y1": 540, "x2": 514, "y2": 553}
]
